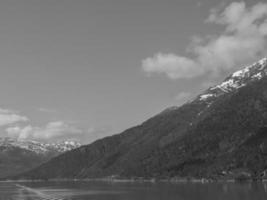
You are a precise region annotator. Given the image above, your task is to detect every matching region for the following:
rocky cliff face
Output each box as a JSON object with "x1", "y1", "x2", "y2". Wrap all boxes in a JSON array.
[{"x1": 16, "y1": 58, "x2": 267, "y2": 180}]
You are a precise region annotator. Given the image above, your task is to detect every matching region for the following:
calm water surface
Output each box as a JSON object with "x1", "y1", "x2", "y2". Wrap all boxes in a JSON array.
[{"x1": 1, "y1": 181, "x2": 267, "y2": 200}]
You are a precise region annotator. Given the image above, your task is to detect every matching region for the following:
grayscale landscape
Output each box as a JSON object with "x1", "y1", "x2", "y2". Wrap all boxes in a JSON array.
[{"x1": 0, "y1": 0, "x2": 267, "y2": 199}]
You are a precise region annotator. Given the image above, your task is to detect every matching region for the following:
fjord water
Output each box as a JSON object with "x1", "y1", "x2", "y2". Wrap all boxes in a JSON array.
[{"x1": 1, "y1": 181, "x2": 267, "y2": 200}]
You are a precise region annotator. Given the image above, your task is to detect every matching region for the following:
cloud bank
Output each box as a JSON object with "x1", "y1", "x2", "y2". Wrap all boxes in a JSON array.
[
  {"x1": 142, "y1": 1, "x2": 267, "y2": 80},
  {"x1": 6, "y1": 121, "x2": 82, "y2": 141},
  {"x1": 0, "y1": 107, "x2": 86, "y2": 142},
  {"x1": 0, "y1": 109, "x2": 28, "y2": 126}
]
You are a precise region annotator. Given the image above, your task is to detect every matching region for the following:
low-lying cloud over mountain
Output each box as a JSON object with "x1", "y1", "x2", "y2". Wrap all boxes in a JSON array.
[
  {"x1": 0, "y1": 107, "x2": 83, "y2": 142},
  {"x1": 0, "y1": 107, "x2": 112, "y2": 143},
  {"x1": 0, "y1": 109, "x2": 28, "y2": 127},
  {"x1": 6, "y1": 121, "x2": 82, "y2": 141},
  {"x1": 142, "y1": 1, "x2": 267, "y2": 80}
]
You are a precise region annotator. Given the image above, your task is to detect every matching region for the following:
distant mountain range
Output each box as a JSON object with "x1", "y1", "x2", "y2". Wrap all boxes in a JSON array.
[
  {"x1": 14, "y1": 58, "x2": 267, "y2": 180},
  {"x1": 0, "y1": 138, "x2": 80, "y2": 178}
]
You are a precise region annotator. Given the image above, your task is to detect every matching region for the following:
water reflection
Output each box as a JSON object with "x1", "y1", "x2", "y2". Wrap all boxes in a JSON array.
[{"x1": 0, "y1": 181, "x2": 267, "y2": 200}]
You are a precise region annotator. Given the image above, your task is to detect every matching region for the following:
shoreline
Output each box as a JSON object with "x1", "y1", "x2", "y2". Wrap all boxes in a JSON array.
[{"x1": 1, "y1": 177, "x2": 267, "y2": 183}]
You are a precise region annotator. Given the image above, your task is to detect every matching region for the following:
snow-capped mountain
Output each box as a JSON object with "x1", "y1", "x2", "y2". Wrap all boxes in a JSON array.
[
  {"x1": 0, "y1": 137, "x2": 81, "y2": 178},
  {"x1": 160, "y1": 57, "x2": 267, "y2": 115},
  {"x1": 197, "y1": 57, "x2": 267, "y2": 102},
  {"x1": 0, "y1": 137, "x2": 81, "y2": 154}
]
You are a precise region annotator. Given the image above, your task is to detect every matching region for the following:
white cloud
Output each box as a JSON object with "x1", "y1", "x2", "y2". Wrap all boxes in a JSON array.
[
  {"x1": 6, "y1": 121, "x2": 82, "y2": 141},
  {"x1": 142, "y1": 1, "x2": 267, "y2": 80},
  {"x1": 142, "y1": 53, "x2": 203, "y2": 79},
  {"x1": 0, "y1": 108, "x2": 28, "y2": 126}
]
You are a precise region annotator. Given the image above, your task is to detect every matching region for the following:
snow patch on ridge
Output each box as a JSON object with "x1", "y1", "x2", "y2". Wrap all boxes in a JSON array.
[
  {"x1": 197, "y1": 57, "x2": 267, "y2": 102},
  {"x1": 199, "y1": 94, "x2": 215, "y2": 101},
  {"x1": 0, "y1": 137, "x2": 81, "y2": 154}
]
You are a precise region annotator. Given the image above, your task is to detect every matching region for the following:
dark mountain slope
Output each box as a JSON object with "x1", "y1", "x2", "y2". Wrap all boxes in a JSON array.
[
  {"x1": 144, "y1": 77, "x2": 267, "y2": 178},
  {"x1": 0, "y1": 146, "x2": 47, "y2": 178},
  {"x1": 15, "y1": 58, "x2": 267, "y2": 180}
]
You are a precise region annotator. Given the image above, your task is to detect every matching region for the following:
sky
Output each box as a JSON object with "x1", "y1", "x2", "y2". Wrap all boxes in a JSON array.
[{"x1": 0, "y1": 0, "x2": 266, "y2": 144}]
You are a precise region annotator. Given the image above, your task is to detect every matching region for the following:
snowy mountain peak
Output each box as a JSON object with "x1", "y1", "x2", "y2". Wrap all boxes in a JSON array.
[
  {"x1": 230, "y1": 57, "x2": 267, "y2": 79},
  {"x1": 198, "y1": 57, "x2": 267, "y2": 102},
  {"x1": 0, "y1": 137, "x2": 81, "y2": 154}
]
